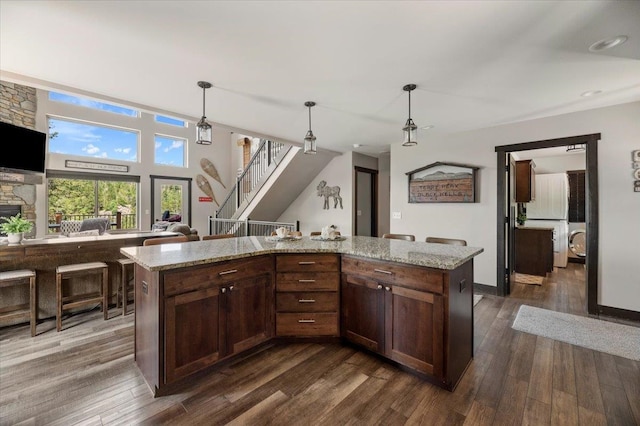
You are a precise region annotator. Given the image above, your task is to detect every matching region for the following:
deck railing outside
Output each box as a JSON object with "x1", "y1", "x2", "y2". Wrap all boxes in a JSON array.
[{"x1": 48, "y1": 212, "x2": 137, "y2": 233}]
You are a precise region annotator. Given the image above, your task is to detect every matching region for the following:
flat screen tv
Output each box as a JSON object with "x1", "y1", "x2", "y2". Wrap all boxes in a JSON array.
[{"x1": 0, "y1": 121, "x2": 47, "y2": 173}]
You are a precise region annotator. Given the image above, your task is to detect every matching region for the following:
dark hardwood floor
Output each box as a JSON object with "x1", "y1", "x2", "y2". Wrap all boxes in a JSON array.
[{"x1": 1, "y1": 263, "x2": 638, "y2": 425}]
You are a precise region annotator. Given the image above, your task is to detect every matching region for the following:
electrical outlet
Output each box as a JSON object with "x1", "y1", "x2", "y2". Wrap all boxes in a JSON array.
[{"x1": 392, "y1": 211, "x2": 402, "y2": 219}]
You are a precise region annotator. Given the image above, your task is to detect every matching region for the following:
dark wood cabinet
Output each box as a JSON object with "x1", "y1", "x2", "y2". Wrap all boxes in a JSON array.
[
  {"x1": 165, "y1": 286, "x2": 222, "y2": 383},
  {"x1": 515, "y1": 228, "x2": 553, "y2": 276},
  {"x1": 275, "y1": 254, "x2": 340, "y2": 337},
  {"x1": 385, "y1": 284, "x2": 443, "y2": 377},
  {"x1": 515, "y1": 159, "x2": 536, "y2": 202},
  {"x1": 341, "y1": 255, "x2": 470, "y2": 389},
  {"x1": 139, "y1": 255, "x2": 274, "y2": 388},
  {"x1": 225, "y1": 273, "x2": 274, "y2": 356},
  {"x1": 341, "y1": 273, "x2": 385, "y2": 353}
]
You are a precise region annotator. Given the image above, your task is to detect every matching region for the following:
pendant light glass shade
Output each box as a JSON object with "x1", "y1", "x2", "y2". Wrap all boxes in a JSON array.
[
  {"x1": 402, "y1": 84, "x2": 418, "y2": 147},
  {"x1": 196, "y1": 81, "x2": 213, "y2": 145},
  {"x1": 304, "y1": 101, "x2": 317, "y2": 154}
]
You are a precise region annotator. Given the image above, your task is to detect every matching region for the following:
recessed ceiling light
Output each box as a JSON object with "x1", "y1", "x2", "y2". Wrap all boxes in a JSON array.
[
  {"x1": 353, "y1": 144, "x2": 362, "y2": 148},
  {"x1": 589, "y1": 35, "x2": 628, "y2": 52},
  {"x1": 420, "y1": 125, "x2": 434, "y2": 130},
  {"x1": 581, "y1": 90, "x2": 602, "y2": 97}
]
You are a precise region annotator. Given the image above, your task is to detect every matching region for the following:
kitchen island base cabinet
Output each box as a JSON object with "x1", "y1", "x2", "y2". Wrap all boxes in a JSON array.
[
  {"x1": 275, "y1": 254, "x2": 340, "y2": 337},
  {"x1": 341, "y1": 255, "x2": 472, "y2": 391},
  {"x1": 136, "y1": 255, "x2": 274, "y2": 395}
]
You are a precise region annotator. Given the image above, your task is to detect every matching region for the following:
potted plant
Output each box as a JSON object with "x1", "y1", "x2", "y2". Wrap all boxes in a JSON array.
[
  {"x1": 0, "y1": 213, "x2": 33, "y2": 243},
  {"x1": 517, "y1": 212, "x2": 527, "y2": 226}
]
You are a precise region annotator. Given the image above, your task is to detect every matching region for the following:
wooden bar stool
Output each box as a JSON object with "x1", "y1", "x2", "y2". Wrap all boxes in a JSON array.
[
  {"x1": 56, "y1": 262, "x2": 108, "y2": 331},
  {"x1": 117, "y1": 258, "x2": 135, "y2": 316},
  {"x1": 0, "y1": 269, "x2": 37, "y2": 337}
]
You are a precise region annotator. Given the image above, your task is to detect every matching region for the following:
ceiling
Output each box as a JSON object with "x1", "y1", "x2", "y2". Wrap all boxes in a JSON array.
[{"x1": 1, "y1": 1, "x2": 639, "y2": 156}]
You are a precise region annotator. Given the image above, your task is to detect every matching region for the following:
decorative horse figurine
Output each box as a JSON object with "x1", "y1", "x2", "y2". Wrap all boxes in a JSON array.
[{"x1": 317, "y1": 180, "x2": 343, "y2": 209}]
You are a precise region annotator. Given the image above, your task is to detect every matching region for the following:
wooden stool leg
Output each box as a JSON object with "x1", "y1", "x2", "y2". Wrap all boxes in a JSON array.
[
  {"x1": 121, "y1": 264, "x2": 127, "y2": 316},
  {"x1": 116, "y1": 265, "x2": 122, "y2": 310},
  {"x1": 30, "y1": 275, "x2": 36, "y2": 337},
  {"x1": 56, "y1": 273, "x2": 62, "y2": 332},
  {"x1": 102, "y1": 267, "x2": 109, "y2": 321}
]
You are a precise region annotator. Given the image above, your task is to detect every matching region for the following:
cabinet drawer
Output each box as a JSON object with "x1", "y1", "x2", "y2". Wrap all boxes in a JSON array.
[
  {"x1": 276, "y1": 292, "x2": 338, "y2": 312},
  {"x1": 276, "y1": 254, "x2": 339, "y2": 272},
  {"x1": 164, "y1": 255, "x2": 272, "y2": 296},
  {"x1": 276, "y1": 312, "x2": 338, "y2": 336},
  {"x1": 341, "y1": 256, "x2": 443, "y2": 294},
  {"x1": 276, "y1": 272, "x2": 339, "y2": 292}
]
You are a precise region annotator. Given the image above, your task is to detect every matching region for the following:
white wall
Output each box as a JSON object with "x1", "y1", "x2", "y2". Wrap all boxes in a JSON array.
[
  {"x1": 278, "y1": 152, "x2": 353, "y2": 235},
  {"x1": 390, "y1": 101, "x2": 640, "y2": 312},
  {"x1": 528, "y1": 153, "x2": 586, "y2": 174},
  {"x1": 378, "y1": 153, "x2": 391, "y2": 237}
]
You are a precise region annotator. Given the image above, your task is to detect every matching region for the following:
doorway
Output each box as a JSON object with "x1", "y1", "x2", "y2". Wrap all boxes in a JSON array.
[
  {"x1": 495, "y1": 133, "x2": 600, "y2": 315},
  {"x1": 354, "y1": 167, "x2": 378, "y2": 237},
  {"x1": 150, "y1": 175, "x2": 192, "y2": 226}
]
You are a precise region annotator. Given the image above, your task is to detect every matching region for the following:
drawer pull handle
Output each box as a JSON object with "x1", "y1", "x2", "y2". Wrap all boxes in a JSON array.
[
  {"x1": 385, "y1": 286, "x2": 391, "y2": 292},
  {"x1": 377, "y1": 284, "x2": 383, "y2": 290},
  {"x1": 219, "y1": 269, "x2": 238, "y2": 276},
  {"x1": 298, "y1": 299, "x2": 316, "y2": 303},
  {"x1": 298, "y1": 319, "x2": 316, "y2": 323},
  {"x1": 298, "y1": 261, "x2": 316, "y2": 265},
  {"x1": 298, "y1": 279, "x2": 316, "y2": 283},
  {"x1": 221, "y1": 287, "x2": 227, "y2": 293},
  {"x1": 374, "y1": 269, "x2": 393, "y2": 275}
]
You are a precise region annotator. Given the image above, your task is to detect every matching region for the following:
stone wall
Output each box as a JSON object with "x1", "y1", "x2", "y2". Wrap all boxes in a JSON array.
[{"x1": 0, "y1": 80, "x2": 39, "y2": 235}]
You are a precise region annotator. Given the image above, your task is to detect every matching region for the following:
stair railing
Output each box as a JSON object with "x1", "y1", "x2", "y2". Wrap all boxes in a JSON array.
[{"x1": 215, "y1": 139, "x2": 288, "y2": 219}]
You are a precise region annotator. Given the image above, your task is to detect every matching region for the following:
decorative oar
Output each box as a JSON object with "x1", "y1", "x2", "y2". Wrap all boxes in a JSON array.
[
  {"x1": 196, "y1": 174, "x2": 219, "y2": 206},
  {"x1": 200, "y1": 158, "x2": 226, "y2": 189}
]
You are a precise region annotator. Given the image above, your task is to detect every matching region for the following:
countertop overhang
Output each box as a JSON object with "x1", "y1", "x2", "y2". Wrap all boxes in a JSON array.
[{"x1": 120, "y1": 236, "x2": 484, "y2": 272}]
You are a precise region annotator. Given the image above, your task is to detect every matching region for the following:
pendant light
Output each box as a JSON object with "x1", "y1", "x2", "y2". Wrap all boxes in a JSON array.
[
  {"x1": 196, "y1": 81, "x2": 213, "y2": 145},
  {"x1": 402, "y1": 84, "x2": 417, "y2": 147},
  {"x1": 303, "y1": 101, "x2": 317, "y2": 154}
]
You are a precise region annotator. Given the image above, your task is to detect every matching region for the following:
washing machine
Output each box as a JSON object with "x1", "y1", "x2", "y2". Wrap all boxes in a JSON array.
[{"x1": 568, "y1": 229, "x2": 586, "y2": 258}]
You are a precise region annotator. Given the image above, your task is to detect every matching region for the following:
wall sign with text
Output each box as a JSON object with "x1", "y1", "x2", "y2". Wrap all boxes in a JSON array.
[
  {"x1": 65, "y1": 160, "x2": 128, "y2": 173},
  {"x1": 406, "y1": 162, "x2": 479, "y2": 203}
]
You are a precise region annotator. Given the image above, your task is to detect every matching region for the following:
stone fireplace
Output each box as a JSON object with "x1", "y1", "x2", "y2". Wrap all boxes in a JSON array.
[
  {"x1": 1, "y1": 81, "x2": 40, "y2": 236},
  {"x1": 0, "y1": 205, "x2": 22, "y2": 236}
]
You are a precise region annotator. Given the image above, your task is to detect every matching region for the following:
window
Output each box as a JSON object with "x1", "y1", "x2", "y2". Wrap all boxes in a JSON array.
[
  {"x1": 154, "y1": 135, "x2": 186, "y2": 167},
  {"x1": 155, "y1": 115, "x2": 186, "y2": 127},
  {"x1": 49, "y1": 92, "x2": 138, "y2": 117},
  {"x1": 48, "y1": 117, "x2": 139, "y2": 162},
  {"x1": 47, "y1": 171, "x2": 139, "y2": 233}
]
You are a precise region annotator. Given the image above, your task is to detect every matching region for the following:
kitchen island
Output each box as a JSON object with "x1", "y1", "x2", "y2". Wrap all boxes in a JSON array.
[{"x1": 121, "y1": 236, "x2": 483, "y2": 395}]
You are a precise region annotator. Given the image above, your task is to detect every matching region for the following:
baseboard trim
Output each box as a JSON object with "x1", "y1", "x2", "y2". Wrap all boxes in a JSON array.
[
  {"x1": 598, "y1": 305, "x2": 640, "y2": 323},
  {"x1": 474, "y1": 283, "x2": 497, "y2": 295},
  {"x1": 568, "y1": 257, "x2": 586, "y2": 264}
]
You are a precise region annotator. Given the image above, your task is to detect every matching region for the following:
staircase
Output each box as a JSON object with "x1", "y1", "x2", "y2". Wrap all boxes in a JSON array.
[{"x1": 215, "y1": 139, "x2": 335, "y2": 225}]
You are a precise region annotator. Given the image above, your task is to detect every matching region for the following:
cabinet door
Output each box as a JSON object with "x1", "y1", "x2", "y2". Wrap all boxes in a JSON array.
[
  {"x1": 165, "y1": 287, "x2": 222, "y2": 384},
  {"x1": 225, "y1": 273, "x2": 274, "y2": 356},
  {"x1": 384, "y1": 285, "x2": 443, "y2": 377},
  {"x1": 341, "y1": 274, "x2": 385, "y2": 353}
]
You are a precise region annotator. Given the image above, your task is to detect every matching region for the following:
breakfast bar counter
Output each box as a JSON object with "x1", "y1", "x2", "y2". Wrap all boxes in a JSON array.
[
  {"x1": 0, "y1": 231, "x2": 179, "y2": 323},
  {"x1": 121, "y1": 236, "x2": 483, "y2": 395}
]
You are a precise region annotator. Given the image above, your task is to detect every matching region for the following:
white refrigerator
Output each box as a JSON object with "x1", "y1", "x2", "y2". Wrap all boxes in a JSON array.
[{"x1": 524, "y1": 173, "x2": 569, "y2": 268}]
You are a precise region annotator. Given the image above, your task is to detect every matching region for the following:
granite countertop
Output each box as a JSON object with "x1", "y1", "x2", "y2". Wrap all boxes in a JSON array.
[
  {"x1": 120, "y1": 235, "x2": 484, "y2": 272},
  {"x1": 0, "y1": 231, "x2": 180, "y2": 248}
]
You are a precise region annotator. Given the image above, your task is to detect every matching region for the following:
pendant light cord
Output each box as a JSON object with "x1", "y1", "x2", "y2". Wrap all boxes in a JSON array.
[
  {"x1": 308, "y1": 105, "x2": 312, "y2": 130},
  {"x1": 202, "y1": 87, "x2": 206, "y2": 117},
  {"x1": 408, "y1": 89, "x2": 411, "y2": 120}
]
